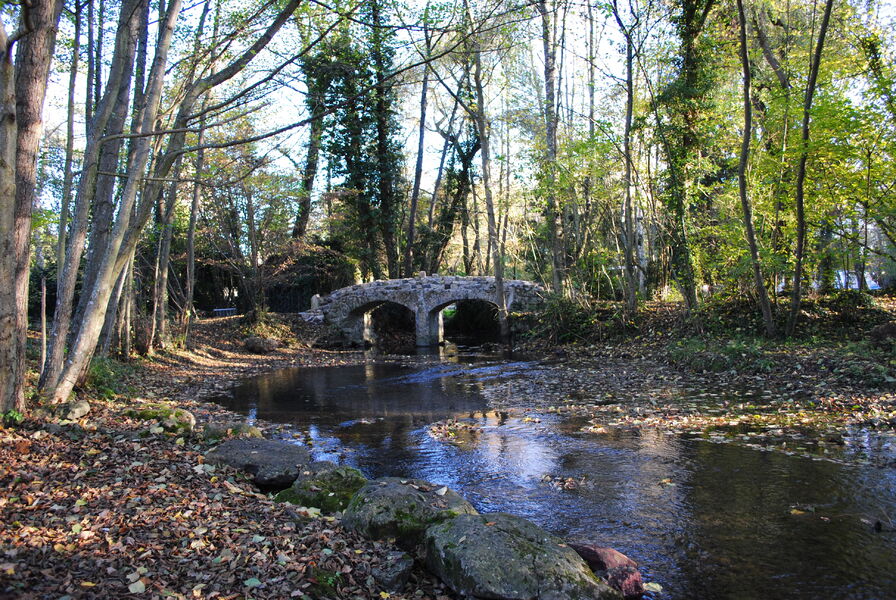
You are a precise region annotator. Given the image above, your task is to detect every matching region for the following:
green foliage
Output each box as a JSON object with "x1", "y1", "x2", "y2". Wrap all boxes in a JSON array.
[
  {"x1": 531, "y1": 295, "x2": 599, "y2": 344},
  {"x1": 824, "y1": 290, "x2": 876, "y2": 322},
  {"x1": 84, "y1": 357, "x2": 134, "y2": 399},
  {"x1": 2, "y1": 410, "x2": 24, "y2": 427}
]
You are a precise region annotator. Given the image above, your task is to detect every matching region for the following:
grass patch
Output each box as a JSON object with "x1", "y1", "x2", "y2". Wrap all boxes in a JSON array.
[{"x1": 84, "y1": 356, "x2": 137, "y2": 399}]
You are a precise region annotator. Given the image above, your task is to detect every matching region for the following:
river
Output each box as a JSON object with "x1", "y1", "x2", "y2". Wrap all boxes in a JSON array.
[{"x1": 214, "y1": 349, "x2": 896, "y2": 599}]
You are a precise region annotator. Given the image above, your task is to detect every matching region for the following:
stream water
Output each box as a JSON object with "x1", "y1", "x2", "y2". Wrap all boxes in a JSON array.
[{"x1": 215, "y1": 350, "x2": 896, "y2": 600}]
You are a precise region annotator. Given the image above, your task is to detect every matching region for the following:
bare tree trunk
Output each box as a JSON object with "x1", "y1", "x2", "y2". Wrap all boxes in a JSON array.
[
  {"x1": 184, "y1": 122, "x2": 205, "y2": 346},
  {"x1": 404, "y1": 23, "x2": 431, "y2": 275},
  {"x1": 150, "y1": 156, "x2": 183, "y2": 349},
  {"x1": 0, "y1": 23, "x2": 19, "y2": 412},
  {"x1": 0, "y1": 0, "x2": 64, "y2": 413},
  {"x1": 470, "y1": 41, "x2": 509, "y2": 343},
  {"x1": 786, "y1": 0, "x2": 834, "y2": 337},
  {"x1": 536, "y1": 0, "x2": 565, "y2": 294},
  {"x1": 42, "y1": 0, "x2": 146, "y2": 392},
  {"x1": 57, "y1": 3, "x2": 80, "y2": 272},
  {"x1": 736, "y1": 0, "x2": 776, "y2": 337},
  {"x1": 611, "y1": 1, "x2": 638, "y2": 313}
]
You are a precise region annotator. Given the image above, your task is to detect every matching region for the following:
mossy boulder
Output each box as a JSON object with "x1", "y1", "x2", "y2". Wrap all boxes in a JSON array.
[
  {"x1": 202, "y1": 421, "x2": 264, "y2": 441},
  {"x1": 424, "y1": 513, "x2": 621, "y2": 600},
  {"x1": 274, "y1": 461, "x2": 367, "y2": 513},
  {"x1": 204, "y1": 438, "x2": 311, "y2": 489},
  {"x1": 342, "y1": 477, "x2": 477, "y2": 549},
  {"x1": 124, "y1": 404, "x2": 196, "y2": 433}
]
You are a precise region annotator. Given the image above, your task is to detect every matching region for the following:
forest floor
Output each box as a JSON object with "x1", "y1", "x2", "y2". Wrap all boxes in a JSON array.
[
  {"x1": 0, "y1": 316, "x2": 456, "y2": 600},
  {"x1": 3, "y1": 297, "x2": 896, "y2": 599}
]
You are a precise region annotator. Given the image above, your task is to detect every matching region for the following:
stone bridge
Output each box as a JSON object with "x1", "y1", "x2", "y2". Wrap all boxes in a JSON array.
[{"x1": 313, "y1": 274, "x2": 545, "y2": 346}]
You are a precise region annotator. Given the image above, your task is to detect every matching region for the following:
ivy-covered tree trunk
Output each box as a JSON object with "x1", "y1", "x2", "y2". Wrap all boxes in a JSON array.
[{"x1": 660, "y1": 0, "x2": 716, "y2": 311}]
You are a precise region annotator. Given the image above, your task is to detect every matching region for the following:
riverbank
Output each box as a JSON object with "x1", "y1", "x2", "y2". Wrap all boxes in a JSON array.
[{"x1": 1, "y1": 316, "x2": 457, "y2": 599}]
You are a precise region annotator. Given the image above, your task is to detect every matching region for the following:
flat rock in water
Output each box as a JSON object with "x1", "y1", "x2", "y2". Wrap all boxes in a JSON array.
[
  {"x1": 274, "y1": 460, "x2": 367, "y2": 513},
  {"x1": 342, "y1": 477, "x2": 477, "y2": 549},
  {"x1": 424, "y1": 513, "x2": 621, "y2": 600},
  {"x1": 204, "y1": 438, "x2": 311, "y2": 489}
]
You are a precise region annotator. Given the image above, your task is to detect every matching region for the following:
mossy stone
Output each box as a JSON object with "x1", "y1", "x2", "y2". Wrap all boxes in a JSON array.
[
  {"x1": 342, "y1": 477, "x2": 477, "y2": 549},
  {"x1": 274, "y1": 461, "x2": 367, "y2": 513},
  {"x1": 424, "y1": 513, "x2": 621, "y2": 600},
  {"x1": 123, "y1": 404, "x2": 196, "y2": 433}
]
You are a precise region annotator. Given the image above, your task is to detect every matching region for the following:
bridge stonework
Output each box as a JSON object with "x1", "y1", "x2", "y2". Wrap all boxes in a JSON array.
[{"x1": 315, "y1": 275, "x2": 544, "y2": 346}]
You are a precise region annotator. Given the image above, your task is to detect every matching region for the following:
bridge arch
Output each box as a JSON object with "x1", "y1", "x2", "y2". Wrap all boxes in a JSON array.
[{"x1": 315, "y1": 275, "x2": 544, "y2": 347}]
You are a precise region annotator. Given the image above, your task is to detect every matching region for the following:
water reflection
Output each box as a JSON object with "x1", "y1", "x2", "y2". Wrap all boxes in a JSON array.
[{"x1": 216, "y1": 360, "x2": 896, "y2": 600}]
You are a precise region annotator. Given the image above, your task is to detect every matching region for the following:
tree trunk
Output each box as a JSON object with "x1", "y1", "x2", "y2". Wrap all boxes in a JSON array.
[
  {"x1": 736, "y1": 0, "x2": 776, "y2": 337},
  {"x1": 42, "y1": 0, "x2": 146, "y2": 392},
  {"x1": 471, "y1": 41, "x2": 509, "y2": 344},
  {"x1": 57, "y1": 4, "x2": 80, "y2": 272},
  {"x1": 611, "y1": 2, "x2": 639, "y2": 313},
  {"x1": 0, "y1": 0, "x2": 64, "y2": 413},
  {"x1": 536, "y1": 0, "x2": 564, "y2": 294},
  {"x1": 404, "y1": 62, "x2": 429, "y2": 275},
  {"x1": 0, "y1": 22, "x2": 20, "y2": 413},
  {"x1": 184, "y1": 121, "x2": 206, "y2": 346},
  {"x1": 786, "y1": 0, "x2": 834, "y2": 336}
]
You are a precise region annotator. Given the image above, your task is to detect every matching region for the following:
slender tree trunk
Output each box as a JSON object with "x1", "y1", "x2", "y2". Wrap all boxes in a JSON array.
[
  {"x1": 57, "y1": 4, "x2": 80, "y2": 272},
  {"x1": 471, "y1": 42, "x2": 509, "y2": 343},
  {"x1": 736, "y1": 0, "x2": 776, "y2": 337},
  {"x1": 612, "y1": 2, "x2": 638, "y2": 313},
  {"x1": 786, "y1": 0, "x2": 834, "y2": 336},
  {"x1": 404, "y1": 61, "x2": 429, "y2": 275},
  {"x1": 184, "y1": 121, "x2": 206, "y2": 346},
  {"x1": 42, "y1": 0, "x2": 145, "y2": 392},
  {"x1": 150, "y1": 156, "x2": 183, "y2": 349},
  {"x1": 536, "y1": 0, "x2": 565, "y2": 294}
]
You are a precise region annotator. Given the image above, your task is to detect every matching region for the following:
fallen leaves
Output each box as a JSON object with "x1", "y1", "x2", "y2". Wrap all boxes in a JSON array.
[{"x1": 0, "y1": 405, "x2": 454, "y2": 600}]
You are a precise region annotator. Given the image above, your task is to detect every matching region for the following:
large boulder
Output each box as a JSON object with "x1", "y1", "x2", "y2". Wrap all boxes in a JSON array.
[
  {"x1": 424, "y1": 513, "x2": 621, "y2": 600},
  {"x1": 204, "y1": 438, "x2": 311, "y2": 489},
  {"x1": 274, "y1": 460, "x2": 367, "y2": 513},
  {"x1": 342, "y1": 477, "x2": 477, "y2": 549}
]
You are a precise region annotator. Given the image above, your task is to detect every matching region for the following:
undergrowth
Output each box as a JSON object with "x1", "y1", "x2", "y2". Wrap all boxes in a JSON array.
[{"x1": 84, "y1": 356, "x2": 137, "y2": 399}]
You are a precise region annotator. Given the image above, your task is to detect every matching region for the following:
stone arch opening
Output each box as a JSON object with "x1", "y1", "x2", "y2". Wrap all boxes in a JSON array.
[
  {"x1": 432, "y1": 298, "x2": 501, "y2": 346},
  {"x1": 345, "y1": 300, "x2": 416, "y2": 349}
]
